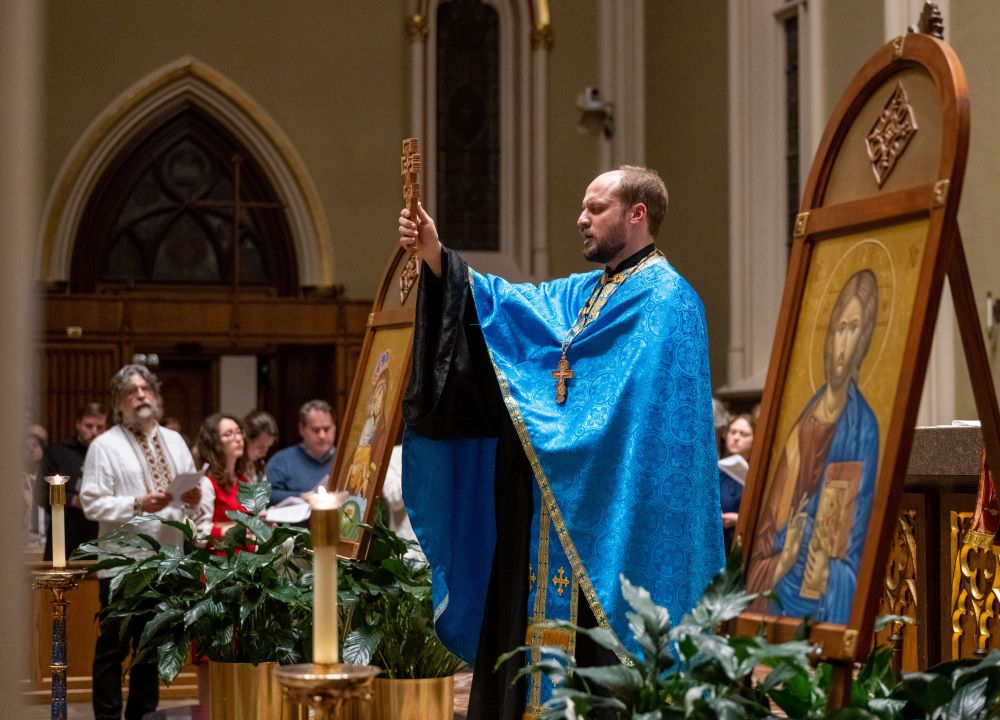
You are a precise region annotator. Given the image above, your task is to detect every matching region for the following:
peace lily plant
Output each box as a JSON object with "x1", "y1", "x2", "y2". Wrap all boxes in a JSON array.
[
  {"x1": 509, "y1": 548, "x2": 1000, "y2": 720},
  {"x1": 74, "y1": 481, "x2": 313, "y2": 681}
]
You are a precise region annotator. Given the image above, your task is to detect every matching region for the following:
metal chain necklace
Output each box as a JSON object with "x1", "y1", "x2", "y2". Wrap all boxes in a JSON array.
[{"x1": 550, "y1": 250, "x2": 663, "y2": 404}]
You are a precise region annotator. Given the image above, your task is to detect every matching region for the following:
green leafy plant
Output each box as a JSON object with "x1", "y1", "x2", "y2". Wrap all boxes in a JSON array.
[
  {"x1": 338, "y1": 507, "x2": 464, "y2": 679},
  {"x1": 505, "y1": 548, "x2": 822, "y2": 719},
  {"x1": 74, "y1": 481, "x2": 314, "y2": 682},
  {"x1": 836, "y1": 643, "x2": 1000, "y2": 720},
  {"x1": 509, "y1": 547, "x2": 1000, "y2": 719}
]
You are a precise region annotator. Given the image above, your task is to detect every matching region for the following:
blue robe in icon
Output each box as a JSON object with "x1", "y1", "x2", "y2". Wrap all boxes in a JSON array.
[
  {"x1": 747, "y1": 380, "x2": 878, "y2": 624},
  {"x1": 402, "y1": 246, "x2": 723, "y2": 719}
]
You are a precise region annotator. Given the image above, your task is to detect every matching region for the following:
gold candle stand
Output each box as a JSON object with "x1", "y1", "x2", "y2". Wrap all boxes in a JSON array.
[
  {"x1": 33, "y1": 568, "x2": 89, "y2": 720},
  {"x1": 274, "y1": 663, "x2": 381, "y2": 719}
]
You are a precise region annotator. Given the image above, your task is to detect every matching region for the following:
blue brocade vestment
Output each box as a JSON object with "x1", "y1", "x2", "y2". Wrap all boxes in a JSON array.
[{"x1": 403, "y1": 247, "x2": 723, "y2": 716}]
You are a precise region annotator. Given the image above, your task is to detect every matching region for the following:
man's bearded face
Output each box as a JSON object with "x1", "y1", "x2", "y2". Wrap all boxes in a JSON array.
[
  {"x1": 582, "y1": 210, "x2": 630, "y2": 265},
  {"x1": 119, "y1": 373, "x2": 158, "y2": 427},
  {"x1": 578, "y1": 171, "x2": 631, "y2": 266},
  {"x1": 829, "y1": 296, "x2": 864, "y2": 390}
]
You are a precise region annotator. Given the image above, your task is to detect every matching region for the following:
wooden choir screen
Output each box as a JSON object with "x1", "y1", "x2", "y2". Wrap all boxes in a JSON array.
[{"x1": 40, "y1": 344, "x2": 120, "y2": 439}]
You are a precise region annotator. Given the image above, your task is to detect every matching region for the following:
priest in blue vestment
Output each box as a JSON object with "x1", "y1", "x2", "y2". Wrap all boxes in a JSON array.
[{"x1": 398, "y1": 166, "x2": 724, "y2": 720}]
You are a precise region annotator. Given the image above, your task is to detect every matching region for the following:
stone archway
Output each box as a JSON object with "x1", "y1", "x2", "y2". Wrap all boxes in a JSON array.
[{"x1": 37, "y1": 56, "x2": 334, "y2": 290}]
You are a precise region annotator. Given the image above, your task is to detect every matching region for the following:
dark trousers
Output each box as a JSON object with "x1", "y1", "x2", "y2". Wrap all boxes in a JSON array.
[{"x1": 92, "y1": 578, "x2": 159, "y2": 720}]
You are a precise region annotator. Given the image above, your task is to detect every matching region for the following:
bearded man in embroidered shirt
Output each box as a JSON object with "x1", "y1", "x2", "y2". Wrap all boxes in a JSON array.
[
  {"x1": 80, "y1": 364, "x2": 200, "y2": 720},
  {"x1": 398, "y1": 165, "x2": 723, "y2": 720}
]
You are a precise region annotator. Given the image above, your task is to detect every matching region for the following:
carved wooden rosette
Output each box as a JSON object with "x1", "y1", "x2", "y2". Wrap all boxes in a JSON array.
[
  {"x1": 950, "y1": 511, "x2": 1000, "y2": 658},
  {"x1": 865, "y1": 81, "x2": 919, "y2": 187}
]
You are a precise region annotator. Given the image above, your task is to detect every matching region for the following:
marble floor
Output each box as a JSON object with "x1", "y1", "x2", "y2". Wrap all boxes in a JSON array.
[{"x1": 21, "y1": 699, "x2": 196, "y2": 719}]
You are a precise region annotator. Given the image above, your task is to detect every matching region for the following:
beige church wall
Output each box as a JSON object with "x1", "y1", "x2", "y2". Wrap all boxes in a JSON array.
[
  {"x1": 948, "y1": 3, "x2": 1000, "y2": 419},
  {"x1": 820, "y1": 0, "x2": 884, "y2": 123},
  {"x1": 42, "y1": 0, "x2": 409, "y2": 300},
  {"x1": 818, "y1": 3, "x2": 1000, "y2": 421},
  {"x1": 644, "y1": 0, "x2": 730, "y2": 388},
  {"x1": 545, "y1": 0, "x2": 604, "y2": 281}
]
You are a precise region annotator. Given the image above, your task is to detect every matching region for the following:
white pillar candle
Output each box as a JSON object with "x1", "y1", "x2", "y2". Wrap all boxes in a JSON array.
[
  {"x1": 310, "y1": 487, "x2": 345, "y2": 665},
  {"x1": 47, "y1": 475, "x2": 69, "y2": 568}
]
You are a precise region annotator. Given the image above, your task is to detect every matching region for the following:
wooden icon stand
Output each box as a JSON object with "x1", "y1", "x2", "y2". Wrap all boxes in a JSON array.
[
  {"x1": 731, "y1": 20, "x2": 1000, "y2": 708},
  {"x1": 327, "y1": 139, "x2": 422, "y2": 560}
]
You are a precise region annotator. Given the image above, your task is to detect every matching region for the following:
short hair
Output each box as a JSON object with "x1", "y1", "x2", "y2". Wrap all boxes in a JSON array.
[
  {"x1": 824, "y1": 269, "x2": 879, "y2": 383},
  {"x1": 614, "y1": 165, "x2": 669, "y2": 238},
  {"x1": 76, "y1": 402, "x2": 108, "y2": 422},
  {"x1": 109, "y1": 364, "x2": 160, "y2": 420},
  {"x1": 243, "y1": 410, "x2": 278, "y2": 440},
  {"x1": 299, "y1": 399, "x2": 333, "y2": 426},
  {"x1": 197, "y1": 413, "x2": 247, "y2": 487}
]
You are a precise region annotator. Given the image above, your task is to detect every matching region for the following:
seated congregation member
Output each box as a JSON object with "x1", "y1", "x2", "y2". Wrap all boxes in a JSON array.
[
  {"x1": 243, "y1": 409, "x2": 278, "y2": 483},
  {"x1": 265, "y1": 399, "x2": 336, "y2": 505},
  {"x1": 195, "y1": 413, "x2": 251, "y2": 551},
  {"x1": 719, "y1": 413, "x2": 754, "y2": 554}
]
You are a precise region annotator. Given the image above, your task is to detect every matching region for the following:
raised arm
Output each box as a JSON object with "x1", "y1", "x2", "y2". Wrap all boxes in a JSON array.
[{"x1": 399, "y1": 202, "x2": 443, "y2": 277}]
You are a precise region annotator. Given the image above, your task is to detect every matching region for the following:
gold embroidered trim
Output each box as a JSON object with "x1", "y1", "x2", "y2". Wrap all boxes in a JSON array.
[
  {"x1": 529, "y1": 504, "x2": 553, "y2": 708},
  {"x1": 489, "y1": 355, "x2": 629, "y2": 664},
  {"x1": 552, "y1": 566, "x2": 570, "y2": 596},
  {"x1": 963, "y1": 529, "x2": 996, "y2": 551},
  {"x1": 524, "y1": 623, "x2": 573, "y2": 649},
  {"x1": 569, "y1": 572, "x2": 580, "y2": 658}
]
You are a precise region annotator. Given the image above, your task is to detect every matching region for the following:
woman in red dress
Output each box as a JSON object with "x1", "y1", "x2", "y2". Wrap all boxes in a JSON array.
[{"x1": 195, "y1": 413, "x2": 250, "y2": 553}]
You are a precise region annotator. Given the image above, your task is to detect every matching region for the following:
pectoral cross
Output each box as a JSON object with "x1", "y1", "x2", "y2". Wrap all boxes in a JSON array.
[{"x1": 551, "y1": 355, "x2": 574, "y2": 404}]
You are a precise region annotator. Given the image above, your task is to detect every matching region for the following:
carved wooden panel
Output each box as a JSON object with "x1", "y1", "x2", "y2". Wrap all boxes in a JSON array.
[
  {"x1": 876, "y1": 509, "x2": 920, "y2": 671},
  {"x1": 40, "y1": 344, "x2": 120, "y2": 438},
  {"x1": 950, "y1": 511, "x2": 1000, "y2": 658}
]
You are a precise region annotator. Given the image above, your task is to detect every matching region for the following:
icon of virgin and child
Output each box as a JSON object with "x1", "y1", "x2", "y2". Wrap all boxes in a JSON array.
[
  {"x1": 746, "y1": 268, "x2": 881, "y2": 624},
  {"x1": 341, "y1": 349, "x2": 392, "y2": 541}
]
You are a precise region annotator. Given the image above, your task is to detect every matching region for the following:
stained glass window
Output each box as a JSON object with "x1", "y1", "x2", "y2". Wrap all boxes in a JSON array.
[
  {"x1": 73, "y1": 104, "x2": 296, "y2": 294},
  {"x1": 435, "y1": 0, "x2": 501, "y2": 252}
]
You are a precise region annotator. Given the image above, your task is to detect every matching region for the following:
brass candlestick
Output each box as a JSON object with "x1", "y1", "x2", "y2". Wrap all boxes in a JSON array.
[
  {"x1": 274, "y1": 663, "x2": 381, "y2": 720},
  {"x1": 33, "y1": 568, "x2": 88, "y2": 720}
]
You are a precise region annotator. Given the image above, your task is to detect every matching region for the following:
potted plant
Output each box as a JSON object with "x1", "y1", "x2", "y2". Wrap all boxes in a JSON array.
[
  {"x1": 74, "y1": 481, "x2": 313, "y2": 720},
  {"x1": 510, "y1": 549, "x2": 1000, "y2": 719},
  {"x1": 338, "y1": 506, "x2": 464, "y2": 720}
]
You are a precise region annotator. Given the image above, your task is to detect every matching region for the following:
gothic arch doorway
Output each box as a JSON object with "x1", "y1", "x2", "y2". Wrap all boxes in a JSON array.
[
  {"x1": 36, "y1": 59, "x2": 366, "y2": 444},
  {"x1": 71, "y1": 102, "x2": 298, "y2": 295},
  {"x1": 38, "y1": 56, "x2": 333, "y2": 288}
]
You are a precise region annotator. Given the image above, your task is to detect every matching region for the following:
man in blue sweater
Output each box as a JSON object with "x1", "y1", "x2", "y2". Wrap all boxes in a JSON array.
[{"x1": 266, "y1": 399, "x2": 336, "y2": 505}]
